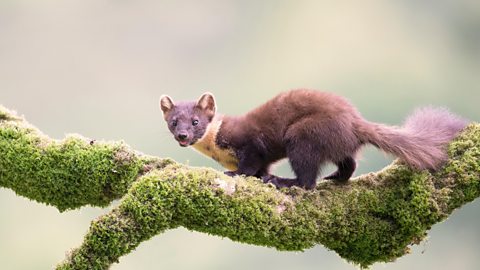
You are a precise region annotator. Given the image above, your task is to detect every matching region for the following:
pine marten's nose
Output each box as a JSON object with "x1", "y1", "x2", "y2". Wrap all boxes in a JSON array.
[{"x1": 178, "y1": 133, "x2": 188, "y2": 140}]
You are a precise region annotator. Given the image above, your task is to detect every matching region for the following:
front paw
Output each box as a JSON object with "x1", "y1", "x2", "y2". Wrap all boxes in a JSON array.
[
  {"x1": 264, "y1": 175, "x2": 295, "y2": 189},
  {"x1": 261, "y1": 174, "x2": 275, "y2": 183},
  {"x1": 224, "y1": 170, "x2": 238, "y2": 177}
]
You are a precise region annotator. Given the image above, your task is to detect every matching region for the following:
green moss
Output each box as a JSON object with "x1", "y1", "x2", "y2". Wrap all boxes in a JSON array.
[
  {"x1": 440, "y1": 124, "x2": 480, "y2": 210},
  {"x1": 1, "y1": 106, "x2": 479, "y2": 269},
  {"x1": 58, "y1": 166, "x2": 300, "y2": 270},
  {"x1": 284, "y1": 167, "x2": 440, "y2": 268},
  {"x1": 122, "y1": 166, "x2": 299, "y2": 248},
  {"x1": 56, "y1": 123, "x2": 480, "y2": 269},
  {"x1": 0, "y1": 107, "x2": 170, "y2": 211}
]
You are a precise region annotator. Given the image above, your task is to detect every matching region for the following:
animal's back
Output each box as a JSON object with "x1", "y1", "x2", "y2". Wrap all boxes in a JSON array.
[{"x1": 245, "y1": 89, "x2": 359, "y2": 131}]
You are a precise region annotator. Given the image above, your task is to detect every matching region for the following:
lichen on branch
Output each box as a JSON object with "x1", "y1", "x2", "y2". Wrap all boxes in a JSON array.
[{"x1": 0, "y1": 105, "x2": 479, "y2": 269}]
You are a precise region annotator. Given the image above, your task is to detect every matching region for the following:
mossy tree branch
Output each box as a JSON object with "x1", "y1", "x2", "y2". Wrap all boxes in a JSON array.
[
  {"x1": 0, "y1": 106, "x2": 172, "y2": 211},
  {"x1": 1, "y1": 106, "x2": 479, "y2": 269}
]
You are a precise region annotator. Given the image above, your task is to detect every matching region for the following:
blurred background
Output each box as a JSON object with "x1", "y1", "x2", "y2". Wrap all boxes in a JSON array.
[{"x1": 0, "y1": 0, "x2": 479, "y2": 269}]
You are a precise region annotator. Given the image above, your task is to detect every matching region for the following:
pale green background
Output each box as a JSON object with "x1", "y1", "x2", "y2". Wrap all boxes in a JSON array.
[{"x1": 0, "y1": 1, "x2": 479, "y2": 269}]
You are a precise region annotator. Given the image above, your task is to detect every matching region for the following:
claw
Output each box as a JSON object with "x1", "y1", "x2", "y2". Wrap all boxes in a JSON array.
[{"x1": 224, "y1": 170, "x2": 238, "y2": 177}]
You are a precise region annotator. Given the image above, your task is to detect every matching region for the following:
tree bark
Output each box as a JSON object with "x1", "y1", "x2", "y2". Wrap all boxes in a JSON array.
[{"x1": 1, "y1": 105, "x2": 479, "y2": 269}]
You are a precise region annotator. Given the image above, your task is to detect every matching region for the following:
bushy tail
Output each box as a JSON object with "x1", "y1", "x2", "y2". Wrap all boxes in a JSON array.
[{"x1": 357, "y1": 107, "x2": 468, "y2": 170}]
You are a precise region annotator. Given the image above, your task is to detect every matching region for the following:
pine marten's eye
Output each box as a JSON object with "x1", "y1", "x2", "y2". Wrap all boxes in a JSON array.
[
  {"x1": 192, "y1": 120, "x2": 199, "y2": 126},
  {"x1": 172, "y1": 120, "x2": 178, "y2": 127}
]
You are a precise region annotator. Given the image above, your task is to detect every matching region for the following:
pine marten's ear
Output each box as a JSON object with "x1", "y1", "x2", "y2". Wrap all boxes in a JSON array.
[
  {"x1": 196, "y1": 92, "x2": 216, "y2": 118},
  {"x1": 159, "y1": 95, "x2": 175, "y2": 118}
]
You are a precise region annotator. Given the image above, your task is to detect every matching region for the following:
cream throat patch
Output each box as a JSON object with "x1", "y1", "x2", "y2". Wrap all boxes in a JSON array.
[{"x1": 192, "y1": 116, "x2": 239, "y2": 171}]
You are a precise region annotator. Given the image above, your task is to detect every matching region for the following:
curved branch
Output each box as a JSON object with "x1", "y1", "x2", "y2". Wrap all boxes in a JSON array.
[{"x1": 1, "y1": 106, "x2": 479, "y2": 269}]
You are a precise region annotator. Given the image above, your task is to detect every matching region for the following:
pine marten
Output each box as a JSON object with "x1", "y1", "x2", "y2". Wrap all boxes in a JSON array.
[{"x1": 159, "y1": 89, "x2": 467, "y2": 190}]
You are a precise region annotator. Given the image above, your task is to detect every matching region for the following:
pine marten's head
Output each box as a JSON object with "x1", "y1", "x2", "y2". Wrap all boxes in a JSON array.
[{"x1": 159, "y1": 92, "x2": 216, "y2": 147}]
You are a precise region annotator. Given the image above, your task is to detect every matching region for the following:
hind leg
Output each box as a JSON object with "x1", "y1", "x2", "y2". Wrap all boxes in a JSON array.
[{"x1": 324, "y1": 156, "x2": 356, "y2": 182}]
